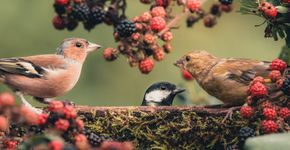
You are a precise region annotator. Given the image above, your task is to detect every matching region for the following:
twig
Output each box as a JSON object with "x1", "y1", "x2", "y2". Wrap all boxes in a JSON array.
[{"x1": 157, "y1": 0, "x2": 209, "y2": 36}]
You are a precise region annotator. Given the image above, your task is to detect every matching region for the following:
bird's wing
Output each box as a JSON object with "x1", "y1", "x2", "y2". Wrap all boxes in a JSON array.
[
  {"x1": 215, "y1": 58, "x2": 270, "y2": 85},
  {"x1": 0, "y1": 55, "x2": 66, "y2": 78}
]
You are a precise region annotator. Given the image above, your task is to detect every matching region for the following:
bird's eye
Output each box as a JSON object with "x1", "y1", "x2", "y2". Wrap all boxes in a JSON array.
[
  {"x1": 185, "y1": 56, "x2": 191, "y2": 62},
  {"x1": 75, "y1": 42, "x2": 83, "y2": 48},
  {"x1": 160, "y1": 86, "x2": 166, "y2": 90}
]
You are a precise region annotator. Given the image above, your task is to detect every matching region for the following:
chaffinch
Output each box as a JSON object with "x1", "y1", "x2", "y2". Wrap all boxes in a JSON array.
[
  {"x1": 175, "y1": 50, "x2": 271, "y2": 106},
  {"x1": 141, "y1": 82, "x2": 185, "y2": 106},
  {"x1": 0, "y1": 38, "x2": 101, "y2": 113}
]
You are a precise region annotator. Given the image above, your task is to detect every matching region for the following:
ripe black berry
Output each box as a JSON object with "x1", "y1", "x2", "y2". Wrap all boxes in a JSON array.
[
  {"x1": 70, "y1": 4, "x2": 90, "y2": 21},
  {"x1": 219, "y1": 0, "x2": 233, "y2": 5},
  {"x1": 54, "y1": 4, "x2": 66, "y2": 15},
  {"x1": 89, "y1": 7, "x2": 106, "y2": 25},
  {"x1": 9, "y1": 124, "x2": 25, "y2": 137},
  {"x1": 115, "y1": 20, "x2": 136, "y2": 37},
  {"x1": 210, "y1": 4, "x2": 221, "y2": 16},
  {"x1": 282, "y1": 77, "x2": 290, "y2": 95},
  {"x1": 83, "y1": 129, "x2": 113, "y2": 147},
  {"x1": 28, "y1": 125, "x2": 44, "y2": 134},
  {"x1": 238, "y1": 127, "x2": 255, "y2": 141},
  {"x1": 67, "y1": 20, "x2": 79, "y2": 31},
  {"x1": 186, "y1": 16, "x2": 198, "y2": 27}
]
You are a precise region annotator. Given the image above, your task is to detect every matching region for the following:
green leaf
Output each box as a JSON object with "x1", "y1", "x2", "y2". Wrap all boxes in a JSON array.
[
  {"x1": 279, "y1": 45, "x2": 290, "y2": 64},
  {"x1": 244, "y1": 133, "x2": 290, "y2": 150},
  {"x1": 272, "y1": 27, "x2": 279, "y2": 41},
  {"x1": 266, "y1": 0, "x2": 281, "y2": 6},
  {"x1": 278, "y1": 27, "x2": 286, "y2": 39}
]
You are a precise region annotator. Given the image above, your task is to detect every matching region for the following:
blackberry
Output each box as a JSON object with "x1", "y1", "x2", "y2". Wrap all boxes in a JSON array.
[
  {"x1": 226, "y1": 144, "x2": 239, "y2": 150},
  {"x1": 210, "y1": 4, "x2": 221, "y2": 16},
  {"x1": 54, "y1": 4, "x2": 66, "y2": 15},
  {"x1": 238, "y1": 127, "x2": 255, "y2": 141},
  {"x1": 186, "y1": 16, "x2": 198, "y2": 27},
  {"x1": 115, "y1": 20, "x2": 136, "y2": 38},
  {"x1": 219, "y1": 0, "x2": 233, "y2": 5},
  {"x1": 83, "y1": 21, "x2": 96, "y2": 31},
  {"x1": 282, "y1": 77, "x2": 290, "y2": 96},
  {"x1": 28, "y1": 125, "x2": 44, "y2": 134},
  {"x1": 67, "y1": 20, "x2": 79, "y2": 31},
  {"x1": 70, "y1": 4, "x2": 90, "y2": 21},
  {"x1": 83, "y1": 129, "x2": 113, "y2": 147},
  {"x1": 89, "y1": 7, "x2": 106, "y2": 25},
  {"x1": 48, "y1": 112, "x2": 63, "y2": 124},
  {"x1": 9, "y1": 124, "x2": 25, "y2": 137}
]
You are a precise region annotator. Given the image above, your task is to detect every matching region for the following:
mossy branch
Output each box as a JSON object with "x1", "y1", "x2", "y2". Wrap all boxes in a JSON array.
[{"x1": 76, "y1": 106, "x2": 253, "y2": 149}]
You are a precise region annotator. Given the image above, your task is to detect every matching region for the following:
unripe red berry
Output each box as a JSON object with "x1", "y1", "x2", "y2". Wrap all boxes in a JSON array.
[
  {"x1": 49, "y1": 101, "x2": 64, "y2": 112},
  {"x1": 0, "y1": 92, "x2": 15, "y2": 107},
  {"x1": 131, "y1": 33, "x2": 141, "y2": 41},
  {"x1": 270, "y1": 59, "x2": 287, "y2": 72},
  {"x1": 48, "y1": 140, "x2": 63, "y2": 150},
  {"x1": 240, "y1": 106, "x2": 254, "y2": 118},
  {"x1": 203, "y1": 15, "x2": 217, "y2": 28},
  {"x1": 182, "y1": 70, "x2": 193, "y2": 81},
  {"x1": 252, "y1": 76, "x2": 265, "y2": 84},
  {"x1": 260, "y1": 100, "x2": 273, "y2": 109},
  {"x1": 21, "y1": 106, "x2": 39, "y2": 125},
  {"x1": 52, "y1": 16, "x2": 66, "y2": 30},
  {"x1": 259, "y1": 2, "x2": 277, "y2": 18},
  {"x1": 150, "y1": 16, "x2": 166, "y2": 32},
  {"x1": 55, "y1": 0, "x2": 69, "y2": 6},
  {"x1": 187, "y1": 0, "x2": 201, "y2": 12},
  {"x1": 139, "y1": 58, "x2": 154, "y2": 74},
  {"x1": 162, "y1": 31, "x2": 173, "y2": 41},
  {"x1": 249, "y1": 82, "x2": 268, "y2": 98},
  {"x1": 153, "y1": 48, "x2": 165, "y2": 61},
  {"x1": 276, "y1": 79, "x2": 284, "y2": 88},
  {"x1": 38, "y1": 113, "x2": 49, "y2": 125},
  {"x1": 144, "y1": 33, "x2": 155, "y2": 44},
  {"x1": 135, "y1": 23, "x2": 143, "y2": 31},
  {"x1": 269, "y1": 70, "x2": 281, "y2": 82},
  {"x1": 55, "y1": 119, "x2": 70, "y2": 131},
  {"x1": 279, "y1": 108, "x2": 290, "y2": 119},
  {"x1": 75, "y1": 134, "x2": 87, "y2": 143},
  {"x1": 263, "y1": 108, "x2": 277, "y2": 120},
  {"x1": 4, "y1": 140, "x2": 18, "y2": 149},
  {"x1": 63, "y1": 105, "x2": 77, "y2": 119},
  {"x1": 261, "y1": 120, "x2": 278, "y2": 133},
  {"x1": 221, "y1": 4, "x2": 233, "y2": 13},
  {"x1": 0, "y1": 116, "x2": 8, "y2": 131},
  {"x1": 155, "y1": 0, "x2": 171, "y2": 7},
  {"x1": 140, "y1": 12, "x2": 152, "y2": 22},
  {"x1": 103, "y1": 48, "x2": 119, "y2": 61},
  {"x1": 151, "y1": 6, "x2": 166, "y2": 17},
  {"x1": 76, "y1": 119, "x2": 84, "y2": 130}
]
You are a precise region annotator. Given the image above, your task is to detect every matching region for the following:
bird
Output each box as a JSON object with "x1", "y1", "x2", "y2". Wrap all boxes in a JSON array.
[
  {"x1": 0, "y1": 38, "x2": 101, "y2": 114},
  {"x1": 174, "y1": 50, "x2": 272, "y2": 107},
  {"x1": 141, "y1": 82, "x2": 185, "y2": 106}
]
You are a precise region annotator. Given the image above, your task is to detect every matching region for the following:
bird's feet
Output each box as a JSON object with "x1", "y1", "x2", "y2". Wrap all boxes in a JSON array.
[
  {"x1": 15, "y1": 92, "x2": 43, "y2": 114},
  {"x1": 221, "y1": 106, "x2": 241, "y2": 123},
  {"x1": 34, "y1": 97, "x2": 75, "y2": 106}
]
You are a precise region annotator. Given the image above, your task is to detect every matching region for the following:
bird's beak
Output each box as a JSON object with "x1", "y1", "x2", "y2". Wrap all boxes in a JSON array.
[
  {"x1": 173, "y1": 88, "x2": 186, "y2": 94},
  {"x1": 174, "y1": 59, "x2": 184, "y2": 68},
  {"x1": 87, "y1": 42, "x2": 102, "y2": 53}
]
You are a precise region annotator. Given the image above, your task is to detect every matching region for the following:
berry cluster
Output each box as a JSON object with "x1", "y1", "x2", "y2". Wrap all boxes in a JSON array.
[
  {"x1": 186, "y1": 0, "x2": 234, "y2": 28},
  {"x1": 240, "y1": 58, "x2": 290, "y2": 135},
  {"x1": 0, "y1": 93, "x2": 133, "y2": 150},
  {"x1": 52, "y1": 0, "x2": 126, "y2": 31},
  {"x1": 104, "y1": 5, "x2": 174, "y2": 74}
]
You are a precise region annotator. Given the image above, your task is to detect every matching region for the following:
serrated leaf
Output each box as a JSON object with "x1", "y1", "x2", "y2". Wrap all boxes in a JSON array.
[{"x1": 272, "y1": 27, "x2": 279, "y2": 41}]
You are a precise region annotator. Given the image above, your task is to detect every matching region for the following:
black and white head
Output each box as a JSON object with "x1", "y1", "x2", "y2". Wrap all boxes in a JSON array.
[{"x1": 141, "y1": 82, "x2": 186, "y2": 106}]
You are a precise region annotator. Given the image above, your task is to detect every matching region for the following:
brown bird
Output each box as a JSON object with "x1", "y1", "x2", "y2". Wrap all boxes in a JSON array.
[
  {"x1": 0, "y1": 38, "x2": 101, "y2": 113},
  {"x1": 175, "y1": 51, "x2": 271, "y2": 107}
]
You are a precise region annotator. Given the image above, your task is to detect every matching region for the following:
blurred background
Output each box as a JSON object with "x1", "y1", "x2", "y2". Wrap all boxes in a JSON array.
[{"x1": 0, "y1": 1, "x2": 284, "y2": 106}]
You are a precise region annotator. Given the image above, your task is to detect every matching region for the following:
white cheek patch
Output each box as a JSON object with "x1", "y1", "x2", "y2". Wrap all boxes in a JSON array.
[{"x1": 145, "y1": 90, "x2": 171, "y2": 103}]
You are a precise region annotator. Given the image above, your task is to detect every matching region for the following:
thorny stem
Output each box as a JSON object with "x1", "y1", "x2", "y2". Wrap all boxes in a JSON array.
[{"x1": 157, "y1": 0, "x2": 208, "y2": 36}]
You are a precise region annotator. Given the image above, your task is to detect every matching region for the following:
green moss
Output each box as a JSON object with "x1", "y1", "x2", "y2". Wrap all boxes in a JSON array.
[{"x1": 78, "y1": 108, "x2": 255, "y2": 149}]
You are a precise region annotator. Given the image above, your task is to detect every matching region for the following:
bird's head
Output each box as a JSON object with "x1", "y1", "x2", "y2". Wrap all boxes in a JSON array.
[
  {"x1": 175, "y1": 51, "x2": 217, "y2": 77},
  {"x1": 142, "y1": 82, "x2": 185, "y2": 106},
  {"x1": 56, "y1": 38, "x2": 102, "y2": 63}
]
